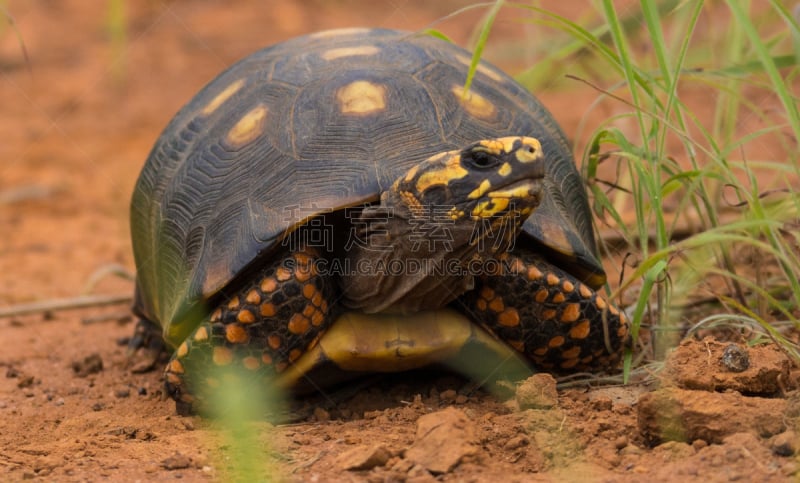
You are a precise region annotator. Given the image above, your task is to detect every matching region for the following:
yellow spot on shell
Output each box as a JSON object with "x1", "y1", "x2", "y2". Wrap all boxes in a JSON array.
[
  {"x1": 488, "y1": 296, "x2": 504, "y2": 313},
  {"x1": 548, "y1": 336, "x2": 565, "y2": 348},
  {"x1": 227, "y1": 296, "x2": 240, "y2": 310},
  {"x1": 176, "y1": 342, "x2": 189, "y2": 358},
  {"x1": 451, "y1": 84, "x2": 496, "y2": 120},
  {"x1": 202, "y1": 78, "x2": 245, "y2": 115},
  {"x1": 226, "y1": 104, "x2": 267, "y2": 146},
  {"x1": 546, "y1": 273, "x2": 560, "y2": 286},
  {"x1": 562, "y1": 346, "x2": 581, "y2": 359},
  {"x1": 311, "y1": 27, "x2": 371, "y2": 38},
  {"x1": 562, "y1": 280, "x2": 575, "y2": 294},
  {"x1": 337, "y1": 81, "x2": 387, "y2": 114},
  {"x1": 321, "y1": 45, "x2": 380, "y2": 60},
  {"x1": 579, "y1": 284, "x2": 593, "y2": 299}
]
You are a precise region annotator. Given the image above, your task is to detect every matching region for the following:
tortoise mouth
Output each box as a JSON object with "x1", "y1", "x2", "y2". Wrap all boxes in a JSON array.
[{"x1": 487, "y1": 178, "x2": 543, "y2": 201}]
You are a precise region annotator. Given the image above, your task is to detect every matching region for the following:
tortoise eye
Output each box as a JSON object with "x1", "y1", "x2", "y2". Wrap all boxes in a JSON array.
[{"x1": 463, "y1": 150, "x2": 501, "y2": 170}]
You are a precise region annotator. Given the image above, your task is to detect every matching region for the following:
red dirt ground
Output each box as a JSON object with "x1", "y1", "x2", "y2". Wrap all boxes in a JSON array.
[{"x1": 1, "y1": 1, "x2": 798, "y2": 481}]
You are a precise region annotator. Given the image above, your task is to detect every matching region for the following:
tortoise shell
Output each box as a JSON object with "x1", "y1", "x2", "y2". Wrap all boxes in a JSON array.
[{"x1": 130, "y1": 28, "x2": 604, "y2": 347}]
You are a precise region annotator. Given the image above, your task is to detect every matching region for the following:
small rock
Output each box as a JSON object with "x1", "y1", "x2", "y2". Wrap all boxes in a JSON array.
[
  {"x1": 6, "y1": 367, "x2": 20, "y2": 378},
  {"x1": 72, "y1": 354, "x2": 103, "y2": 377},
  {"x1": 590, "y1": 394, "x2": 613, "y2": 411},
  {"x1": 614, "y1": 435, "x2": 628, "y2": 450},
  {"x1": 138, "y1": 387, "x2": 147, "y2": 396},
  {"x1": 17, "y1": 376, "x2": 35, "y2": 389},
  {"x1": 454, "y1": 394, "x2": 468, "y2": 404},
  {"x1": 336, "y1": 444, "x2": 392, "y2": 470},
  {"x1": 162, "y1": 452, "x2": 193, "y2": 470},
  {"x1": 515, "y1": 373, "x2": 558, "y2": 409},
  {"x1": 54, "y1": 398, "x2": 64, "y2": 407},
  {"x1": 405, "y1": 407, "x2": 477, "y2": 474},
  {"x1": 440, "y1": 389, "x2": 457, "y2": 402},
  {"x1": 114, "y1": 388, "x2": 131, "y2": 398},
  {"x1": 721, "y1": 343, "x2": 750, "y2": 372},
  {"x1": 771, "y1": 430, "x2": 797, "y2": 456}
]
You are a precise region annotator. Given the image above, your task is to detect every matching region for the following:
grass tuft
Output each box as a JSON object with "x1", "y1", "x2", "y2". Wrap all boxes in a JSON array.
[{"x1": 487, "y1": 1, "x2": 800, "y2": 365}]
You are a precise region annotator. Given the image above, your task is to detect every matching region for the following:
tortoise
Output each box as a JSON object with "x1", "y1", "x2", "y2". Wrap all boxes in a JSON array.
[{"x1": 129, "y1": 27, "x2": 629, "y2": 413}]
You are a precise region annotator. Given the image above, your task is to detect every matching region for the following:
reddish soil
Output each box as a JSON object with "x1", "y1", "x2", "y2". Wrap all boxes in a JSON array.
[{"x1": 1, "y1": 1, "x2": 798, "y2": 481}]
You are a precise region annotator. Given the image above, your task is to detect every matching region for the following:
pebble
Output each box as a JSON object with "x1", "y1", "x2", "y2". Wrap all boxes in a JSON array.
[
  {"x1": 771, "y1": 430, "x2": 797, "y2": 456},
  {"x1": 440, "y1": 389, "x2": 457, "y2": 402},
  {"x1": 162, "y1": 452, "x2": 193, "y2": 470},
  {"x1": 336, "y1": 444, "x2": 392, "y2": 470},
  {"x1": 721, "y1": 343, "x2": 750, "y2": 372},
  {"x1": 405, "y1": 407, "x2": 477, "y2": 474},
  {"x1": 114, "y1": 388, "x2": 131, "y2": 398}
]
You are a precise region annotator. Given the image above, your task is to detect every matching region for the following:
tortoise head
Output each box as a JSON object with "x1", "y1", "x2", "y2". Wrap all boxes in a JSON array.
[
  {"x1": 386, "y1": 136, "x2": 546, "y2": 254},
  {"x1": 341, "y1": 136, "x2": 547, "y2": 314}
]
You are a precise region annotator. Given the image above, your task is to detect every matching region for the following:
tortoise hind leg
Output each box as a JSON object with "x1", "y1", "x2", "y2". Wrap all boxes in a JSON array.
[
  {"x1": 164, "y1": 246, "x2": 339, "y2": 414},
  {"x1": 456, "y1": 251, "x2": 630, "y2": 372}
]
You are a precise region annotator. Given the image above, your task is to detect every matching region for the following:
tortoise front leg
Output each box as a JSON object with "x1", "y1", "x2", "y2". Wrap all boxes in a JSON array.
[
  {"x1": 164, "y1": 246, "x2": 339, "y2": 414},
  {"x1": 456, "y1": 250, "x2": 630, "y2": 372}
]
